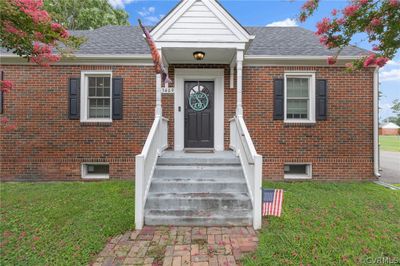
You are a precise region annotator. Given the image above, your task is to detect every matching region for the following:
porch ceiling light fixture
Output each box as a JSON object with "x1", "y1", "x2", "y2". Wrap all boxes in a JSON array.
[{"x1": 193, "y1": 51, "x2": 205, "y2": 61}]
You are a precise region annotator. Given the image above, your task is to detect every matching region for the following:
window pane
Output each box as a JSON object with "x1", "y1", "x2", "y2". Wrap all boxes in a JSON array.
[
  {"x1": 104, "y1": 77, "x2": 110, "y2": 87},
  {"x1": 287, "y1": 78, "x2": 309, "y2": 97},
  {"x1": 96, "y1": 77, "x2": 104, "y2": 87},
  {"x1": 287, "y1": 99, "x2": 308, "y2": 119},
  {"x1": 104, "y1": 86, "x2": 110, "y2": 97},
  {"x1": 89, "y1": 77, "x2": 95, "y2": 87},
  {"x1": 89, "y1": 87, "x2": 96, "y2": 96},
  {"x1": 284, "y1": 164, "x2": 308, "y2": 174}
]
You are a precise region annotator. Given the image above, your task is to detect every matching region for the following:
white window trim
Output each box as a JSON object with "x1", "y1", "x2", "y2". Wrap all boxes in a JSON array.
[
  {"x1": 81, "y1": 163, "x2": 110, "y2": 180},
  {"x1": 284, "y1": 163, "x2": 312, "y2": 180},
  {"x1": 80, "y1": 71, "x2": 113, "y2": 123},
  {"x1": 284, "y1": 72, "x2": 316, "y2": 124}
]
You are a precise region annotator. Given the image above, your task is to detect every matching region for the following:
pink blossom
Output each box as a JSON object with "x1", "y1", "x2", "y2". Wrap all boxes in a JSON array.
[
  {"x1": 327, "y1": 56, "x2": 337, "y2": 65},
  {"x1": 51, "y1": 23, "x2": 63, "y2": 32},
  {"x1": 316, "y1": 17, "x2": 332, "y2": 35},
  {"x1": 319, "y1": 36, "x2": 328, "y2": 45},
  {"x1": 336, "y1": 18, "x2": 346, "y2": 25},
  {"x1": 343, "y1": 5, "x2": 360, "y2": 17},
  {"x1": 302, "y1": 0, "x2": 316, "y2": 10},
  {"x1": 1, "y1": 80, "x2": 13, "y2": 93},
  {"x1": 375, "y1": 57, "x2": 389, "y2": 67},
  {"x1": 363, "y1": 54, "x2": 376, "y2": 67},
  {"x1": 4, "y1": 124, "x2": 17, "y2": 131},
  {"x1": 389, "y1": 0, "x2": 399, "y2": 6},
  {"x1": 1, "y1": 117, "x2": 9, "y2": 124},
  {"x1": 34, "y1": 31, "x2": 44, "y2": 41},
  {"x1": 299, "y1": 13, "x2": 307, "y2": 22},
  {"x1": 345, "y1": 62, "x2": 354, "y2": 69},
  {"x1": 359, "y1": 0, "x2": 369, "y2": 5},
  {"x1": 3, "y1": 21, "x2": 26, "y2": 37},
  {"x1": 370, "y1": 18, "x2": 381, "y2": 27},
  {"x1": 331, "y1": 9, "x2": 338, "y2": 16},
  {"x1": 13, "y1": 0, "x2": 50, "y2": 23},
  {"x1": 60, "y1": 29, "x2": 69, "y2": 39},
  {"x1": 372, "y1": 45, "x2": 380, "y2": 51},
  {"x1": 30, "y1": 42, "x2": 60, "y2": 66}
]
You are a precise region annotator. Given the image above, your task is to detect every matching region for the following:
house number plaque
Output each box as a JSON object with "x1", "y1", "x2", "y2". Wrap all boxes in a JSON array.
[{"x1": 189, "y1": 91, "x2": 209, "y2": 112}]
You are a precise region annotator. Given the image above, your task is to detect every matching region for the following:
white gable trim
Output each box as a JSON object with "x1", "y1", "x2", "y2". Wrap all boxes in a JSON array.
[{"x1": 151, "y1": 0, "x2": 253, "y2": 43}]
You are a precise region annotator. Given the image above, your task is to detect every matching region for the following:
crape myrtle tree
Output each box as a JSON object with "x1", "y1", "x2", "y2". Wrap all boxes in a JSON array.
[
  {"x1": 0, "y1": 0, "x2": 83, "y2": 130},
  {"x1": 300, "y1": 0, "x2": 400, "y2": 69}
]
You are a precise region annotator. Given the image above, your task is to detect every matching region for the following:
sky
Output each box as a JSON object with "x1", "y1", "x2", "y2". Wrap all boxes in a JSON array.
[{"x1": 108, "y1": 0, "x2": 399, "y2": 121}]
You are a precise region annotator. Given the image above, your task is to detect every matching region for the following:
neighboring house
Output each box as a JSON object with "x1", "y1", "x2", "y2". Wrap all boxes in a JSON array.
[
  {"x1": 379, "y1": 122, "x2": 400, "y2": 135},
  {"x1": 0, "y1": 0, "x2": 380, "y2": 229}
]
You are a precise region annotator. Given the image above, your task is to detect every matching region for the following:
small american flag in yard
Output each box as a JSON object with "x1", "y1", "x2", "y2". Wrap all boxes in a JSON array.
[{"x1": 262, "y1": 189, "x2": 284, "y2": 217}]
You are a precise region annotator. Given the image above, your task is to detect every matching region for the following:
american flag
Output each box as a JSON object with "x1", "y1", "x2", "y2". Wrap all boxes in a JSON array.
[
  {"x1": 138, "y1": 19, "x2": 171, "y2": 85},
  {"x1": 262, "y1": 189, "x2": 284, "y2": 217}
]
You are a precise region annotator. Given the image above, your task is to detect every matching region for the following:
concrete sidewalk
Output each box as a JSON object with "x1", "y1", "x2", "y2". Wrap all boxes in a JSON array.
[{"x1": 379, "y1": 151, "x2": 400, "y2": 184}]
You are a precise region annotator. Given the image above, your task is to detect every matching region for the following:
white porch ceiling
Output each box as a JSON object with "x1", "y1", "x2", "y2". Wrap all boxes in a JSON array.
[{"x1": 163, "y1": 47, "x2": 236, "y2": 64}]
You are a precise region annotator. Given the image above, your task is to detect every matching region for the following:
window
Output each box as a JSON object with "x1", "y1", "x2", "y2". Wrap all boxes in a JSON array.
[
  {"x1": 284, "y1": 72, "x2": 315, "y2": 123},
  {"x1": 284, "y1": 163, "x2": 312, "y2": 179},
  {"x1": 82, "y1": 163, "x2": 110, "y2": 179},
  {"x1": 81, "y1": 71, "x2": 112, "y2": 122}
]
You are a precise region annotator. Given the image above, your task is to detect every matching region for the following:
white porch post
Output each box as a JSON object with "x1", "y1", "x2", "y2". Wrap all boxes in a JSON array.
[
  {"x1": 155, "y1": 49, "x2": 162, "y2": 117},
  {"x1": 236, "y1": 50, "x2": 244, "y2": 117}
]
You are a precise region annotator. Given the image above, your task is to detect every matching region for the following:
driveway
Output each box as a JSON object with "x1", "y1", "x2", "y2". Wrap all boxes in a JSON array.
[{"x1": 379, "y1": 151, "x2": 400, "y2": 184}]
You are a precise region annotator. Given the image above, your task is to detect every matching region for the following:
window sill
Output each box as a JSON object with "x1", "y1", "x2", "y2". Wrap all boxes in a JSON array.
[
  {"x1": 82, "y1": 174, "x2": 110, "y2": 180},
  {"x1": 80, "y1": 120, "x2": 113, "y2": 127},
  {"x1": 284, "y1": 119, "x2": 315, "y2": 124},
  {"x1": 284, "y1": 174, "x2": 312, "y2": 180}
]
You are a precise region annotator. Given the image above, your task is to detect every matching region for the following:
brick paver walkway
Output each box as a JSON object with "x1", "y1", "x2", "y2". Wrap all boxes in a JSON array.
[{"x1": 91, "y1": 226, "x2": 258, "y2": 266}]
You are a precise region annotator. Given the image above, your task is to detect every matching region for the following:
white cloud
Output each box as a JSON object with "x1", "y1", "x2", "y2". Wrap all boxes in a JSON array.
[
  {"x1": 380, "y1": 69, "x2": 400, "y2": 81},
  {"x1": 108, "y1": 0, "x2": 135, "y2": 9},
  {"x1": 387, "y1": 60, "x2": 400, "y2": 66},
  {"x1": 138, "y1": 7, "x2": 164, "y2": 25},
  {"x1": 266, "y1": 18, "x2": 298, "y2": 27},
  {"x1": 380, "y1": 59, "x2": 400, "y2": 81}
]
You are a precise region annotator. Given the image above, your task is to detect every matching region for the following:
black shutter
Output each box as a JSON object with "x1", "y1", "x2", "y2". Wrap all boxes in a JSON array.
[
  {"x1": 0, "y1": 71, "x2": 4, "y2": 114},
  {"x1": 273, "y1": 79, "x2": 284, "y2": 120},
  {"x1": 112, "y1": 78, "x2": 123, "y2": 120},
  {"x1": 316, "y1": 79, "x2": 328, "y2": 120},
  {"x1": 68, "y1": 78, "x2": 80, "y2": 119}
]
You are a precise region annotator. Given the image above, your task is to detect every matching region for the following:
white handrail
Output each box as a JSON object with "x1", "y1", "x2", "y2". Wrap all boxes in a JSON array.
[
  {"x1": 230, "y1": 116, "x2": 262, "y2": 230},
  {"x1": 135, "y1": 116, "x2": 168, "y2": 229}
]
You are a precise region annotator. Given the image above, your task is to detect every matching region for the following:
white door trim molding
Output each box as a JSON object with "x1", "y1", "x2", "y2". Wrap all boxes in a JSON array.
[{"x1": 174, "y1": 68, "x2": 225, "y2": 151}]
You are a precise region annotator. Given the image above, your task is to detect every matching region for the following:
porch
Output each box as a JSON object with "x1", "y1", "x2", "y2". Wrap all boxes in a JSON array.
[{"x1": 134, "y1": 0, "x2": 262, "y2": 230}]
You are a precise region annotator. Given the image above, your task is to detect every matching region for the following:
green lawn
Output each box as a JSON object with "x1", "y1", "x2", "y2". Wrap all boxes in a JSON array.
[
  {"x1": 380, "y1": 135, "x2": 400, "y2": 152},
  {"x1": 1, "y1": 182, "x2": 399, "y2": 265},
  {"x1": 243, "y1": 182, "x2": 400, "y2": 265},
  {"x1": 0, "y1": 181, "x2": 134, "y2": 265}
]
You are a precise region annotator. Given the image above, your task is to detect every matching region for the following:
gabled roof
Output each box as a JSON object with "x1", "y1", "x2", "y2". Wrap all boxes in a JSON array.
[
  {"x1": 381, "y1": 122, "x2": 400, "y2": 129},
  {"x1": 150, "y1": 0, "x2": 254, "y2": 43},
  {"x1": 0, "y1": 26, "x2": 370, "y2": 57}
]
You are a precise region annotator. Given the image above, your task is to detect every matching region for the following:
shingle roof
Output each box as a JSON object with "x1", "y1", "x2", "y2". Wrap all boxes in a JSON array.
[
  {"x1": 245, "y1": 27, "x2": 368, "y2": 56},
  {"x1": 1, "y1": 25, "x2": 369, "y2": 57}
]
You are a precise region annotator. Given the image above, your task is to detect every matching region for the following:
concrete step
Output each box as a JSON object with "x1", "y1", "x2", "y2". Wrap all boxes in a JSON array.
[
  {"x1": 145, "y1": 209, "x2": 252, "y2": 226},
  {"x1": 145, "y1": 192, "x2": 252, "y2": 210},
  {"x1": 157, "y1": 156, "x2": 240, "y2": 166},
  {"x1": 153, "y1": 165, "x2": 244, "y2": 179},
  {"x1": 149, "y1": 179, "x2": 248, "y2": 193}
]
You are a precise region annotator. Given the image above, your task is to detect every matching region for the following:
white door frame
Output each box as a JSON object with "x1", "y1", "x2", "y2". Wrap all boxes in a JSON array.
[{"x1": 174, "y1": 68, "x2": 225, "y2": 151}]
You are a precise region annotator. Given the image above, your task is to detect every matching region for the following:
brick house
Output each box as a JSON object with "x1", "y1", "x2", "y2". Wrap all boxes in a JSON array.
[
  {"x1": 379, "y1": 122, "x2": 400, "y2": 135},
  {"x1": 0, "y1": 0, "x2": 380, "y2": 229}
]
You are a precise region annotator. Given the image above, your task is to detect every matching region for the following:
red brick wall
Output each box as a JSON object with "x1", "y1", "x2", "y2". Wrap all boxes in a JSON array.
[
  {"x1": 0, "y1": 64, "x2": 375, "y2": 181},
  {"x1": 242, "y1": 66, "x2": 375, "y2": 180},
  {"x1": 380, "y1": 128, "x2": 399, "y2": 135},
  {"x1": 0, "y1": 65, "x2": 156, "y2": 181}
]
